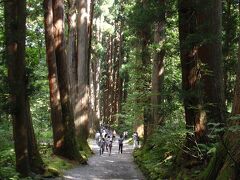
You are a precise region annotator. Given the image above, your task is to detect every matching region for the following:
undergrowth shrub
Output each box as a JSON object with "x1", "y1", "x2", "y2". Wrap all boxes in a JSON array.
[
  {"x1": 0, "y1": 120, "x2": 18, "y2": 179},
  {"x1": 134, "y1": 121, "x2": 186, "y2": 179}
]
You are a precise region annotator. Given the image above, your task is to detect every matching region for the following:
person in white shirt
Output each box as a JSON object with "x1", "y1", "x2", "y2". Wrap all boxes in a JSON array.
[{"x1": 133, "y1": 132, "x2": 139, "y2": 149}]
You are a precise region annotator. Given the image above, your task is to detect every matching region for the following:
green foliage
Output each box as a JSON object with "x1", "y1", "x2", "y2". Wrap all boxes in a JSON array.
[
  {"x1": 127, "y1": 0, "x2": 166, "y2": 35},
  {"x1": 198, "y1": 144, "x2": 227, "y2": 180},
  {"x1": 0, "y1": 0, "x2": 239, "y2": 178},
  {"x1": 0, "y1": 120, "x2": 18, "y2": 179},
  {"x1": 222, "y1": 1, "x2": 239, "y2": 106},
  {"x1": 119, "y1": 0, "x2": 182, "y2": 133},
  {"x1": 134, "y1": 121, "x2": 186, "y2": 179}
]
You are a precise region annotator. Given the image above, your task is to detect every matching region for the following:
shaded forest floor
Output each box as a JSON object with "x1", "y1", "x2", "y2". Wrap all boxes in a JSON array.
[{"x1": 55, "y1": 139, "x2": 145, "y2": 180}]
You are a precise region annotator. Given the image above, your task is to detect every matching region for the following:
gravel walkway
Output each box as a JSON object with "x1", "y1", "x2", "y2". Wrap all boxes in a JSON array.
[{"x1": 60, "y1": 139, "x2": 145, "y2": 180}]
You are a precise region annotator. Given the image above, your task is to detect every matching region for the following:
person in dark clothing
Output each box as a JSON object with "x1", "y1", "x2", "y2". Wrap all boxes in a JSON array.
[
  {"x1": 118, "y1": 134, "x2": 124, "y2": 154},
  {"x1": 99, "y1": 137, "x2": 105, "y2": 155},
  {"x1": 108, "y1": 136, "x2": 113, "y2": 156}
]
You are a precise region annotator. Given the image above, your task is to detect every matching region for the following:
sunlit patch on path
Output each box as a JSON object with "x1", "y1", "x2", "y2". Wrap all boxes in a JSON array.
[{"x1": 60, "y1": 139, "x2": 145, "y2": 180}]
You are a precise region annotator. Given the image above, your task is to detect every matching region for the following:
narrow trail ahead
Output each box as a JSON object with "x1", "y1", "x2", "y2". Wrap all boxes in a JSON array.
[{"x1": 60, "y1": 139, "x2": 145, "y2": 180}]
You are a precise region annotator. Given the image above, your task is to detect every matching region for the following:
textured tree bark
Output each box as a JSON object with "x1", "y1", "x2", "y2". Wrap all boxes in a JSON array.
[
  {"x1": 178, "y1": 0, "x2": 225, "y2": 169},
  {"x1": 223, "y1": 0, "x2": 233, "y2": 103},
  {"x1": 75, "y1": 0, "x2": 92, "y2": 153},
  {"x1": 150, "y1": 0, "x2": 166, "y2": 135},
  {"x1": 88, "y1": 0, "x2": 99, "y2": 134},
  {"x1": 109, "y1": 35, "x2": 115, "y2": 124},
  {"x1": 102, "y1": 36, "x2": 112, "y2": 124},
  {"x1": 202, "y1": 29, "x2": 240, "y2": 180},
  {"x1": 117, "y1": 11, "x2": 124, "y2": 124},
  {"x1": 4, "y1": 0, "x2": 30, "y2": 176},
  {"x1": 26, "y1": 100, "x2": 45, "y2": 174},
  {"x1": 5, "y1": 0, "x2": 45, "y2": 176},
  {"x1": 88, "y1": 0, "x2": 95, "y2": 61},
  {"x1": 90, "y1": 21, "x2": 101, "y2": 128},
  {"x1": 52, "y1": 0, "x2": 84, "y2": 162},
  {"x1": 205, "y1": 5, "x2": 240, "y2": 179},
  {"x1": 178, "y1": 0, "x2": 211, "y2": 145},
  {"x1": 43, "y1": 0, "x2": 65, "y2": 157},
  {"x1": 94, "y1": 17, "x2": 102, "y2": 125},
  {"x1": 112, "y1": 36, "x2": 117, "y2": 124},
  {"x1": 177, "y1": 0, "x2": 211, "y2": 167},
  {"x1": 112, "y1": 10, "x2": 124, "y2": 126},
  {"x1": 89, "y1": 60, "x2": 100, "y2": 133},
  {"x1": 197, "y1": 0, "x2": 225, "y2": 125},
  {"x1": 142, "y1": 36, "x2": 151, "y2": 143},
  {"x1": 66, "y1": 0, "x2": 78, "y2": 112}
]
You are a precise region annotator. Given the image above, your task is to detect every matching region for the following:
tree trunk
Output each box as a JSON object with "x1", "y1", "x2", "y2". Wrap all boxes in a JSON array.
[
  {"x1": 75, "y1": 0, "x2": 92, "y2": 154},
  {"x1": 202, "y1": 29, "x2": 240, "y2": 180},
  {"x1": 150, "y1": 0, "x2": 166, "y2": 135},
  {"x1": 5, "y1": 0, "x2": 44, "y2": 176},
  {"x1": 178, "y1": 0, "x2": 210, "y2": 166},
  {"x1": 43, "y1": 0, "x2": 65, "y2": 157},
  {"x1": 204, "y1": 4, "x2": 240, "y2": 178},
  {"x1": 4, "y1": 0, "x2": 30, "y2": 176},
  {"x1": 197, "y1": 0, "x2": 225, "y2": 125},
  {"x1": 117, "y1": 12, "x2": 124, "y2": 125},
  {"x1": 142, "y1": 36, "x2": 151, "y2": 142},
  {"x1": 89, "y1": 17, "x2": 101, "y2": 130},
  {"x1": 52, "y1": 0, "x2": 84, "y2": 162},
  {"x1": 223, "y1": 0, "x2": 232, "y2": 104},
  {"x1": 66, "y1": 0, "x2": 78, "y2": 113},
  {"x1": 88, "y1": 0, "x2": 99, "y2": 134},
  {"x1": 26, "y1": 100, "x2": 45, "y2": 174}
]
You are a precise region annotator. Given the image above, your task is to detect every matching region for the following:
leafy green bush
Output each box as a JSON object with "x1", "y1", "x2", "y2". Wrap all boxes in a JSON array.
[
  {"x1": 0, "y1": 120, "x2": 19, "y2": 179},
  {"x1": 134, "y1": 120, "x2": 186, "y2": 180}
]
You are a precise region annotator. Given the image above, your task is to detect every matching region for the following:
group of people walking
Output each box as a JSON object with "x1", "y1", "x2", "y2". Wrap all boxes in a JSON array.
[
  {"x1": 95, "y1": 125, "x2": 139, "y2": 156},
  {"x1": 95, "y1": 127, "x2": 112, "y2": 155}
]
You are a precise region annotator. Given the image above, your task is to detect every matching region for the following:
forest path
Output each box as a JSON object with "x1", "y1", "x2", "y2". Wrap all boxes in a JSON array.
[{"x1": 60, "y1": 139, "x2": 145, "y2": 180}]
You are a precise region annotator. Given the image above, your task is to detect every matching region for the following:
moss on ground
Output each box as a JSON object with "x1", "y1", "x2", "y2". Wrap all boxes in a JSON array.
[{"x1": 41, "y1": 147, "x2": 78, "y2": 178}]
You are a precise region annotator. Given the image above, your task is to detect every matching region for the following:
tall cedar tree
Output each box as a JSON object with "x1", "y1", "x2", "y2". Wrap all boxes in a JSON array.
[
  {"x1": 67, "y1": 0, "x2": 78, "y2": 118},
  {"x1": 178, "y1": 0, "x2": 207, "y2": 147},
  {"x1": 43, "y1": 0, "x2": 65, "y2": 156},
  {"x1": 141, "y1": 0, "x2": 151, "y2": 143},
  {"x1": 197, "y1": 0, "x2": 225, "y2": 126},
  {"x1": 4, "y1": 0, "x2": 44, "y2": 176},
  {"x1": 202, "y1": 3, "x2": 240, "y2": 179},
  {"x1": 178, "y1": 0, "x2": 225, "y2": 164},
  {"x1": 53, "y1": 0, "x2": 84, "y2": 162},
  {"x1": 44, "y1": 0, "x2": 84, "y2": 162},
  {"x1": 75, "y1": 0, "x2": 92, "y2": 153},
  {"x1": 150, "y1": 0, "x2": 166, "y2": 135}
]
